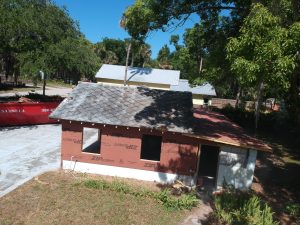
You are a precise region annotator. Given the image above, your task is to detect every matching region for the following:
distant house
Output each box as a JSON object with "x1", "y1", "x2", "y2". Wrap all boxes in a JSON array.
[
  {"x1": 170, "y1": 79, "x2": 216, "y2": 106},
  {"x1": 95, "y1": 64, "x2": 180, "y2": 90},
  {"x1": 50, "y1": 82, "x2": 271, "y2": 190},
  {"x1": 95, "y1": 64, "x2": 216, "y2": 105}
]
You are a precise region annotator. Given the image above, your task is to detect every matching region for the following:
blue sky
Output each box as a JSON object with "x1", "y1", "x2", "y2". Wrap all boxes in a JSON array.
[{"x1": 55, "y1": 0, "x2": 198, "y2": 58}]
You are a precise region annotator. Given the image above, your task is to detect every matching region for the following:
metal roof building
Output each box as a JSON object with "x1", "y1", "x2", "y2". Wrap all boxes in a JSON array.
[{"x1": 95, "y1": 64, "x2": 180, "y2": 86}]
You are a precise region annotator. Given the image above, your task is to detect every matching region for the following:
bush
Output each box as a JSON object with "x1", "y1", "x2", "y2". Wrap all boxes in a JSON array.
[
  {"x1": 82, "y1": 179, "x2": 198, "y2": 211},
  {"x1": 285, "y1": 203, "x2": 300, "y2": 218},
  {"x1": 213, "y1": 189, "x2": 278, "y2": 225}
]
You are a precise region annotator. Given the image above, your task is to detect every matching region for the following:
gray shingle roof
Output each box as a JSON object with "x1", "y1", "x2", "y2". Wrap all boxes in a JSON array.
[
  {"x1": 50, "y1": 82, "x2": 194, "y2": 133},
  {"x1": 95, "y1": 64, "x2": 180, "y2": 85},
  {"x1": 170, "y1": 79, "x2": 216, "y2": 96}
]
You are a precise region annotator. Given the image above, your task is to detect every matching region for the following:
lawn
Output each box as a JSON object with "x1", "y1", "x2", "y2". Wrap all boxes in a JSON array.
[{"x1": 0, "y1": 171, "x2": 191, "y2": 225}]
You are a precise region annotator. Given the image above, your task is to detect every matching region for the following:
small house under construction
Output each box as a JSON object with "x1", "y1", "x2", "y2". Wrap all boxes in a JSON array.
[{"x1": 50, "y1": 82, "x2": 271, "y2": 189}]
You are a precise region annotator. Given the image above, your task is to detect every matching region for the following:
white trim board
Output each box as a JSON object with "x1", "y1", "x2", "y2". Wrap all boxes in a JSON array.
[{"x1": 63, "y1": 160, "x2": 195, "y2": 186}]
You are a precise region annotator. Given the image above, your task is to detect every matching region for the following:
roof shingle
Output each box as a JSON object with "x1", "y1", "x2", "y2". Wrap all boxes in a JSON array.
[{"x1": 50, "y1": 82, "x2": 194, "y2": 133}]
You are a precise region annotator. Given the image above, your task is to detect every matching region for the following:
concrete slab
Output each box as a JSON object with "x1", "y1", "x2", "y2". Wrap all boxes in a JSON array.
[{"x1": 0, "y1": 124, "x2": 61, "y2": 197}]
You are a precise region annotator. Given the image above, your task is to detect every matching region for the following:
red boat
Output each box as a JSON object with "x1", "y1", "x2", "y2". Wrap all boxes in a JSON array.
[{"x1": 0, "y1": 101, "x2": 61, "y2": 126}]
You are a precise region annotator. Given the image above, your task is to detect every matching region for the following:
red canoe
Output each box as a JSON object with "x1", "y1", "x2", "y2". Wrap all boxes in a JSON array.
[{"x1": 0, "y1": 102, "x2": 60, "y2": 126}]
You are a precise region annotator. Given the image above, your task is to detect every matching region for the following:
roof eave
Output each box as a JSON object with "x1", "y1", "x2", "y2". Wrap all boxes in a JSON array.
[{"x1": 183, "y1": 133, "x2": 272, "y2": 152}]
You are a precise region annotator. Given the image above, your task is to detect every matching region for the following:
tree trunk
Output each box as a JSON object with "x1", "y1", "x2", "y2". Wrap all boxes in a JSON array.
[
  {"x1": 235, "y1": 86, "x2": 241, "y2": 108},
  {"x1": 199, "y1": 57, "x2": 203, "y2": 73},
  {"x1": 43, "y1": 75, "x2": 46, "y2": 96},
  {"x1": 255, "y1": 80, "x2": 264, "y2": 134},
  {"x1": 288, "y1": 72, "x2": 300, "y2": 125},
  {"x1": 4, "y1": 54, "x2": 14, "y2": 81},
  {"x1": 124, "y1": 42, "x2": 132, "y2": 86},
  {"x1": 14, "y1": 65, "x2": 20, "y2": 86},
  {"x1": 131, "y1": 51, "x2": 134, "y2": 67}
]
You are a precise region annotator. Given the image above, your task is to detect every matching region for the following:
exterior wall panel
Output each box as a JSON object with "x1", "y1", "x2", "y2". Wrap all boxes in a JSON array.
[
  {"x1": 216, "y1": 146, "x2": 257, "y2": 189},
  {"x1": 61, "y1": 121, "x2": 199, "y2": 179}
]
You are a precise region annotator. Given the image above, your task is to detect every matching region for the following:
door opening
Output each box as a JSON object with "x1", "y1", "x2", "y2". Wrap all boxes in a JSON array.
[{"x1": 197, "y1": 145, "x2": 220, "y2": 189}]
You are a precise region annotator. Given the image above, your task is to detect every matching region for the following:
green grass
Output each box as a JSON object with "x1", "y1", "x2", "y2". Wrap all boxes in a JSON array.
[
  {"x1": 284, "y1": 202, "x2": 300, "y2": 218},
  {"x1": 82, "y1": 179, "x2": 199, "y2": 211},
  {"x1": 0, "y1": 172, "x2": 192, "y2": 225}
]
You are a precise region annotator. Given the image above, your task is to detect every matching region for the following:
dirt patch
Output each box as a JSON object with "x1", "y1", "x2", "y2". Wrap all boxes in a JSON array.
[
  {"x1": 252, "y1": 150, "x2": 300, "y2": 225},
  {"x1": 0, "y1": 171, "x2": 189, "y2": 225}
]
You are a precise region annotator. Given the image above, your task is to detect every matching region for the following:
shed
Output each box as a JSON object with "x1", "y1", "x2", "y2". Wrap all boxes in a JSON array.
[{"x1": 50, "y1": 82, "x2": 271, "y2": 189}]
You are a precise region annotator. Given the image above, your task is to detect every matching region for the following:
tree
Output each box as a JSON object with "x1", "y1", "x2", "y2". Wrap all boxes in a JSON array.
[
  {"x1": 123, "y1": 0, "x2": 252, "y2": 97},
  {"x1": 94, "y1": 39, "x2": 124, "y2": 65},
  {"x1": 0, "y1": 0, "x2": 82, "y2": 84},
  {"x1": 94, "y1": 38, "x2": 127, "y2": 65},
  {"x1": 184, "y1": 23, "x2": 206, "y2": 74},
  {"x1": 226, "y1": 4, "x2": 293, "y2": 131},
  {"x1": 157, "y1": 45, "x2": 172, "y2": 69},
  {"x1": 122, "y1": 0, "x2": 250, "y2": 36},
  {"x1": 285, "y1": 21, "x2": 300, "y2": 130},
  {"x1": 133, "y1": 42, "x2": 151, "y2": 67},
  {"x1": 121, "y1": 0, "x2": 149, "y2": 85},
  {"x1": 19, "y1": 37, "x2": 99, "y2": 84}
]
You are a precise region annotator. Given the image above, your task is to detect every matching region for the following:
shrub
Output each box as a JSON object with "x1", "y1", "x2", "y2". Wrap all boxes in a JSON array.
[
  {"x1": 213, "y1": 189, "x2": 278, "y2": 225},
  {"x1": 285, "y1": 203, "x2": 300, "y2": 218}
]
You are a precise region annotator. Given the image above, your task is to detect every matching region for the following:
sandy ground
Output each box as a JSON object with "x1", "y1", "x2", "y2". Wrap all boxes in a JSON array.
[
  {"x1": 0, "y1": 86, "x2": 72, "y2": 97},
  {"x1": 0, "y1": 124, "x2": 61, "y2": 197}
]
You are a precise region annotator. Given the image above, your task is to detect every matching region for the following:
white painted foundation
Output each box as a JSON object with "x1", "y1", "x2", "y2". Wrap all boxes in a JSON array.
[{"x1": 63, "y1": 160, "x2": 195, "y2": 186}]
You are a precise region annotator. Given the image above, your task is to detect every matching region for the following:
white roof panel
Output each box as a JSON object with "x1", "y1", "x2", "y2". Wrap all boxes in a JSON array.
[
  {"x1": 95, "y1": 64, "x2": 180, "y2": 85},
  {"x1": 170, "y1": 79, "x2": 217, "y2": 96}
]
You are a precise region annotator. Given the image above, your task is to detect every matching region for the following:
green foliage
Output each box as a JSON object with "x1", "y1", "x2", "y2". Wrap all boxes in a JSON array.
[
  {"x1": 82, "y1": 179, "x2": 198, "y2": 211},
  {"x1": 285, "y1": 203, "x2": 300, "y2": 218},
  {"x1": 156, "y1": 17, "x2": 241, "y2": 97},
  {"x1": 94, "y1": 38, "x2": 127, "y2": 65},
  {"x1": 213, "y1": 189, "x2": 279, "y2": 225},
  {"x1": 94, "y1": 38, "x2": 151, "y2": 68},
  {"x1": 122, "y1": 0, "x2": 251, "y2": 35},
  {"x1": 121, "y1": 0, "x2": 153, "y2": 40},
  {"x1": 157, "y1": 45, "x2": 171, "y2": 66},
  {"x1": 214, "y1": 104, "x2": 291, "y2": 132},
  {"x1": 0, "y1": 0, "x2": 98, "y2": 84},
  {"x1": 227, "y1": 4, "x2": 291, "y2": 91},
  {"x1": 226, "y1": 3, "x2": 300, "y2": 130}
]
